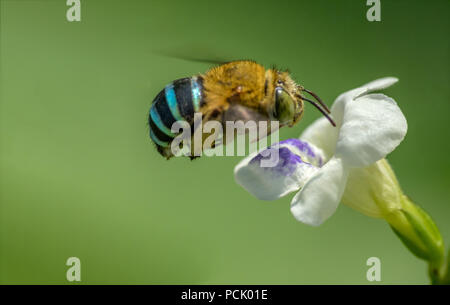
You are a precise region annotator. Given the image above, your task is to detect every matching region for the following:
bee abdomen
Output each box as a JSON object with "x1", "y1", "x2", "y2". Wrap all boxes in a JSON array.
[{"x1": 148, "y1": 76, "x2": 204, "y2": 151}]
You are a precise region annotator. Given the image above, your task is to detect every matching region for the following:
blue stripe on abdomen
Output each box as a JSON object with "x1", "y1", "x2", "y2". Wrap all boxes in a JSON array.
[
  {"x1": 149, "y1": 89, "x2": 176, "y2": 147},
  {"x1": 191, "y1": 76, "x2": 202, "y2": 112},
  {"x1": 165, "y1": 83, "x2": 183, "y2": 122},
  {"x1": 149, "y1": 77, "x2": 204, "y2": 148},
  {"x1": 150, "y1": 106, "x2": 175, "y2": 137},
  {"x1": 149, "y1": 128, "x2": 169, "y2": 147}
]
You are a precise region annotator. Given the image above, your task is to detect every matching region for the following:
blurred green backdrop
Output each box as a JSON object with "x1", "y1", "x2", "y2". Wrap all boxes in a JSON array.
[{"x1": 1, "y1": 0, "x2": 449, "y2": 284}]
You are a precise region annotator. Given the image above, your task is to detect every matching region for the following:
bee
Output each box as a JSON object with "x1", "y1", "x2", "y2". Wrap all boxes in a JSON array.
[{"x1": 148, "y1": 60, "x2": 335, "y2": 159}]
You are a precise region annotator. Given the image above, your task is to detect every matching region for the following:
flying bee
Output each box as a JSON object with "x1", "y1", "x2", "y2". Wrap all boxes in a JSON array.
[{"x1": 148, "y1": 60, "x2": 335, "y2": 159}]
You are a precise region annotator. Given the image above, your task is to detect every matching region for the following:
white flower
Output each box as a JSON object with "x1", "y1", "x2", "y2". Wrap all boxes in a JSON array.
[{"x1": 234, "y1": 77, "x2": 408, "y2": 226}]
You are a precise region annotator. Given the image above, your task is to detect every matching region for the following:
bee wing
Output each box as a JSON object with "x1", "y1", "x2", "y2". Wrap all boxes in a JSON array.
[
  {"x1": 151, "y1": 47, "x2": 232, "y2": 66},
  {"x1": 221, "y1": 104, "x2": 278, "y2": 145},
  {"x1": 167, "y1": 56, "x2": 227, "y2": 66}
]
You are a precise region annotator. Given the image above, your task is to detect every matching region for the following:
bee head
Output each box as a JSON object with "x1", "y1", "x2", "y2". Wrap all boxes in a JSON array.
[
  {"x1": 268, "y1": 71, "x2": 336, "y2": 127},
  {"x1": 273, "y1": 86, "x2": 303, "y2": 126},
  {"x1": 270, "y1": 72, "x2": 304, "y2": 127}
]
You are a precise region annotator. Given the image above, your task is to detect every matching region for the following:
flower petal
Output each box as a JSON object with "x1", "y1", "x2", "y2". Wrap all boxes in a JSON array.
[
  {"x1": 234, "y1": 146, "x2": 320, "y2": 201},
  {"x1": 359, "y1": 77, "x2": 399, "y2": 96},
  {"x1": 278, "y1": 138, "x2": 326, "y2": 167},
  {"x1": 335, "y1": 93, "x2": 407, "y2": 167},
  {"x1": 299, "y1": 117, "x2": 338, "y2": 160},
  {"x1": 331, "y1": 77, "x2": 399, "y2": 126},
  {"x1": 290, "y1": 157, "x2": 348, "y2": 226}
]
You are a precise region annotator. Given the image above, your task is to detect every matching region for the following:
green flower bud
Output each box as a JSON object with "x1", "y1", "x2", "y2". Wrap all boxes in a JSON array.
[{"x1": 342, "y1": 158, "x2": 448, "y2": 284}]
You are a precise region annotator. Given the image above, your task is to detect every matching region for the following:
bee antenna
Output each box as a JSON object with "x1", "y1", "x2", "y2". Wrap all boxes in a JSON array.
[
  {"x1": 302, "y1": 88, "x2": 331, "y2": 114},
  {"x1": 299, "y1": 95, "x2": 336, "y2": 127}
]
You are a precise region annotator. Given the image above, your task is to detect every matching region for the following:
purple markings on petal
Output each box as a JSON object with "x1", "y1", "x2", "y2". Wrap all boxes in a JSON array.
[
  {"x1": 250, "y1": 147, "x2": 310, "y2": 176},
  {"x1": 280, "y1": 139, "x2": 316, "y2": 158}
]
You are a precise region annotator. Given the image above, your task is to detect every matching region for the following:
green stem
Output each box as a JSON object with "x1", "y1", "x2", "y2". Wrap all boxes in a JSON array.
[
  {"x1": 385, "y1": 195, "x2": 448, "y2": 284},
  {"x1": 429, "y1": 250, "x2": 450, "y2": 285}
]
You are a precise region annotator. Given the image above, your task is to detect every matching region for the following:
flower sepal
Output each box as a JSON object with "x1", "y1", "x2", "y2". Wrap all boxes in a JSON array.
[
  {"x1": 429, "y1": 250, "x2": 450, "y2": 285},
  {"x1": 386, "y1": 195, "x2": 448, "y2": 284},
  {"x1": 387, "y1": 196, "x2": 444, "y2": 262}
]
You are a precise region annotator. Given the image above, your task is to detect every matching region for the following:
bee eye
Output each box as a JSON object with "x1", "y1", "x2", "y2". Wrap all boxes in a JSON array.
[{"x1": 274, "y1": 87, "x2": 295, "y2": 124}]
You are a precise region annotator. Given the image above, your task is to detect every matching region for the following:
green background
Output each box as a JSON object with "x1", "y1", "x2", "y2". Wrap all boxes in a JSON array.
[{"x1": 1, "y1": 0, "x2": 449, "y2": 284}]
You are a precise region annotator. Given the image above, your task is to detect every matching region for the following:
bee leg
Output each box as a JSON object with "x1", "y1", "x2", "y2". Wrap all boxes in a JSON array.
[{"x1": 157, "y1": 145, "x2": 174, "y2": 160}]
